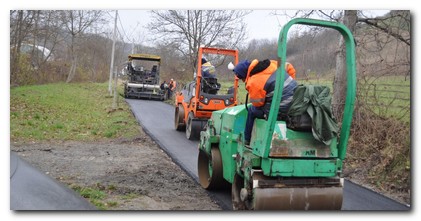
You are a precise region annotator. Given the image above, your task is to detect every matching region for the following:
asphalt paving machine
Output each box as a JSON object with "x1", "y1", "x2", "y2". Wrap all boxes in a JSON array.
[
  {"x1": 197, "y1": 18, "x2": 356, "y2": 210},
  {"x1": 124, "y1": 54, "x2": 166, "y2": 100},
  {"x1": 174, "y1": 47, "x2": 239, "y2": 140}
]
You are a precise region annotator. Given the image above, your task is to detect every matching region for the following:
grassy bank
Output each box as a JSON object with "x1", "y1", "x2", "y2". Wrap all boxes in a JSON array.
[{"x1": 10, "y1": 82, "x2": 139, "y2": 142}]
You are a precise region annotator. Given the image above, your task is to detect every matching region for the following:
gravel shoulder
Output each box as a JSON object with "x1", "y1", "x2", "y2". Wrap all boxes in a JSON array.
[
  {"x1": 10, "y1": 120, "x2": 409, "y2": 210},
  {"x1": 10, "y1": 127, "x2": 221, "y2": 210}
]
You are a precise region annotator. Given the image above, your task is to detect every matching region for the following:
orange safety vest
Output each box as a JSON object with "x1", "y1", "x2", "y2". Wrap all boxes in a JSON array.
[
  {"x1": 245, "y1": 59, "x2": 278, "y2": 107},
  {"x1": 285, "y1": 62, "x2": 296, "y2": 79}
]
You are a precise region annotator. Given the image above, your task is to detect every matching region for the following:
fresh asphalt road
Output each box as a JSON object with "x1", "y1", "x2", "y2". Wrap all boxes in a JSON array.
[{"x1": 126, "y1": 98, "x2": 410, "y2": 211}]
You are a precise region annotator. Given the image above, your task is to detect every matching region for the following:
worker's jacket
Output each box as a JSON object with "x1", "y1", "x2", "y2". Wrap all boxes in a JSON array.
[
  {"x1": 245, "y1": 59, "x2": 297, "y2": 111},
  {"x1": 202, "y1": 62, "x2": 216, "y2": 78},
  {"x1": 285, "y1": 62, "x2": 296, "y2": 79},
  {"x1": 245, "y1": 59, "x2": 276, "y2": 107},
  {"x1": 169, "y1": 81, "x2": 176, "y2": 91}
]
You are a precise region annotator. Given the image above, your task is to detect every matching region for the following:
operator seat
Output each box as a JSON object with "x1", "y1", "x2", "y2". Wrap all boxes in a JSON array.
[{"x1": 201, "y1": 77, "x2": 221, "y2": 95}]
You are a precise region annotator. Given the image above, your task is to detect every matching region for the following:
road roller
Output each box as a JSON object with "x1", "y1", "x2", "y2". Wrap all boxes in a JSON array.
[
  {"x1": 174, "y1": 47, "x2": 239, "y2": 140},
  {"x1": 197, "y1": 18, "x2": 356, "y2": 210}
]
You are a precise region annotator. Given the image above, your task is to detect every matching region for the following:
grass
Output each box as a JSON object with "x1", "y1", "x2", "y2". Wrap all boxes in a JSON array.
[
  {"x1": 219, "y1": 81, "x2": 248, "y2": 104},
  {"x1": 121, "y1": 193, "x2": 139, "y2": 200},
  {"x1": 10, "y1": 82, "x2": 142, "y2": 209},
  {"x1": 359, "y1": 75, "x2": 410, "y2": 123},
  {"x1": 10, "y1": 82, "x2": 140, "y2": 142},
  {"x1": 71, "y1": 184, "x2": 118, "y2": 210}
]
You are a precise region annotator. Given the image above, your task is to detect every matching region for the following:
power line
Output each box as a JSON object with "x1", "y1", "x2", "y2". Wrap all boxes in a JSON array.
[{"x1": 117, "y1": 13, "x2": 135, "y2": 44}]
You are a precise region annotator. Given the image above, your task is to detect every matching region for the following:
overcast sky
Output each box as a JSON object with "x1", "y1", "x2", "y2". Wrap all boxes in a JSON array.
[
  {"x1": 117, "y1": 10, "x2": 283, "y2": 43},
  {"x1": 116, "y1": 10, "x2": 390, "y2": 46}
]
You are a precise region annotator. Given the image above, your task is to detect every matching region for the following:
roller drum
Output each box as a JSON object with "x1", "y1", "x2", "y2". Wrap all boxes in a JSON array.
[{"x1": 253, "y1": 186, "x2": 343, "y2": 210}]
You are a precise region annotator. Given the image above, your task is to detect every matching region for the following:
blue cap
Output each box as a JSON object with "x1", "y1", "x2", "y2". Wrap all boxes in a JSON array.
[{"x1": 233, "y1": 60, "x2": 251, "y2": 80}]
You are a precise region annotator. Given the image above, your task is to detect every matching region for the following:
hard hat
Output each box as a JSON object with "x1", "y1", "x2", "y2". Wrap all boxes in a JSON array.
[{"x1": 227, "y1": 62, "x2": 235, "y2": 71}]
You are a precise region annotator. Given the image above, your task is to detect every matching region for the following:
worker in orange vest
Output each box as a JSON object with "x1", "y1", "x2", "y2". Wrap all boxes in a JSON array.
[
  {"x1": 231, "y1": 59, "x2": 297, "y2": 145},
  {"x1": 285, "y1": 62, "x2": 296, "y2": 79}
]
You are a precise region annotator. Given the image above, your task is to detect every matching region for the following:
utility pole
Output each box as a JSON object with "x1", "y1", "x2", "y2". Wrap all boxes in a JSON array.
[
  {"x1": 112, "y1": 66, "x2": 118, "y2": 109},
  {"x1": 132, "y1": 38, "x2": 135, "y2": 54},
  {"x1": 108, "y1": 10, "x2": 118, "y2": 95}
]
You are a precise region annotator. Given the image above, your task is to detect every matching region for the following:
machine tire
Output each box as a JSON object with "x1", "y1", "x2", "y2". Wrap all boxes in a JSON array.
[
  {"x1": 186, "y1": 112, "x2": 201, "y2": 140},
  {"x1": 232, "y1": 174, "x2": 249, "y2": 210},
  {"x1": 198, "y1": 147, "x2": 226, "y2": 190},
  {"x1": 124, "y1": 86, "x2": 128, "y2": 98},
  {"x1": 174, "y1": 104, "x2": 185, "y2": 131}
]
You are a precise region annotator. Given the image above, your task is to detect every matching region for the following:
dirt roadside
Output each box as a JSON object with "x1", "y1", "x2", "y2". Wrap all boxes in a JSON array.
[
  {"x1": 10, "y1": 123, "x2": 409, "y2": 210},
  {"x1": 10, "y1": 126, "x2": 221, "y2": 210}
]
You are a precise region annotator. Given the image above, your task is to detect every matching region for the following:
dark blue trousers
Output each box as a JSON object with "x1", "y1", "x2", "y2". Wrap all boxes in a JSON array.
[{"x1": 244, "y1": 105, "x2": 265, "y2": 142}]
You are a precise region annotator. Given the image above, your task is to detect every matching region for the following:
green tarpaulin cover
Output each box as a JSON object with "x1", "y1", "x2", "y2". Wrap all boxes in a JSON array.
[{"x1": 287, "y1": 85, "x2": 338, "y2": 145}]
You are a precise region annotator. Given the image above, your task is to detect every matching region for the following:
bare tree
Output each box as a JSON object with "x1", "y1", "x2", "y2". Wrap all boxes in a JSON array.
[
  {"x1": 358, "y1": 10, "x2": 410, "y2": 47},
  {"x1": 239, "y1": 39, "x2": 278, "y2": 61},
  {"x1": 10, "y1": 10, "x2": 64, "y2": 85},
  {"x1": 59, "y1": 10, "x2": 106, "y2": 83},
  {"x1": 10, "y1": 10, "x2": 36, "y2": 85},
  {"x1": 332, "y1": 10, "x2": 357, "y2": 119},
  {"x1": 273, "y1": 10, "x2": 410, "y2": 117},
  {"x1": 356, "y1": 10, "x2": 410, "y2": 80},
  {"x1": 147, "y1": 10, "x2": 250, "y2": 73},
  {"x1": 31, "y1": 11, "x2": 62, "y2": 80}
]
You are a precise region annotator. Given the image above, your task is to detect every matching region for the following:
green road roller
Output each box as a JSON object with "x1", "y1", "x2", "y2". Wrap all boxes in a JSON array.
[{"x1": 197, "y1": 18, "x2": 356, "y2": 210}]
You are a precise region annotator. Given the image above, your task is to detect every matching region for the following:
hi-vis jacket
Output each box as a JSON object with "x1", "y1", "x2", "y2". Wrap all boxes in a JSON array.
[
  {"x1": 245, "y1": 59, "x2": 296, "y2": 108},
  {"x1": 285, "y1": 62, "x2": 296, "y2": 79}
]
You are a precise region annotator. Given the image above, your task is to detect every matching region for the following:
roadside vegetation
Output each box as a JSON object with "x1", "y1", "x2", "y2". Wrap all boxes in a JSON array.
[
  {"x1": 299, "y1": 75, "x2": 410, "y2": 204},
  {"x1": 70, "y1": 184, "x2": 119, "y2": 210},
  {"x1": 10, "y1": 82, "x2": 139, "y2": 142},
  {"x1": 10, "y1": 82, "x2": 143, "y2": 210}
]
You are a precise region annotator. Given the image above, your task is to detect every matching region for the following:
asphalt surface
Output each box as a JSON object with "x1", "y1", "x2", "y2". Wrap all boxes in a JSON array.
[
  {"x1": 126, "y1": 98, "x2": 410, "y2": 211},
  {"x1": 10, "y1": 152, "x2": 96, "y2": 210}
]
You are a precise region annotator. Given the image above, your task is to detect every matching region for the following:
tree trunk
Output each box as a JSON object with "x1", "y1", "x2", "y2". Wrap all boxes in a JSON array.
[
  {"x1": 66, "y1": 55, "x2": 78, "y2": 83},
  {"x1": 333, "y1": 10, "x2": 357, "y2": 120},
  {"x1": 10, "y1": 11, "x2": 24, "y2": 85},
  {"x1": 66, "y1": 34, "x2": 77, "y2": 83}
]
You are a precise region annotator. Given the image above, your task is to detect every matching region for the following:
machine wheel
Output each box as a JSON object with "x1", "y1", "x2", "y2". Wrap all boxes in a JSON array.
[
  {"x1": 124, "y1": 86, "x2": 128, "y2": 98},
  {"x1": 186, "y1": 112, "x2": 201, "y2": 140},
  {"x1": 198, "y1": 147, "x2": 226, "y2": 190},
  {"x1": 232, "y1": 173, "x2": 254, "y2": 210},
  {"x1": 232, "y1": 174, "x2": 247, "y2": 210},
  {"x1": 174, "y1": 104, "x2": 185, "y2": 131}
]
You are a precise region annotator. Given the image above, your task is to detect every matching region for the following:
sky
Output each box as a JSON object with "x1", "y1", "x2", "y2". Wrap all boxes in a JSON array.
[
  {"x1": 117, "y1": 10, "x2": 284, "y2": 44},
  {"x1": 116, "y1": 10, "x2": 390, "y2": 46},
  {"x1": 2, "y1": 0, "x2": 420, "y2": 221}
]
